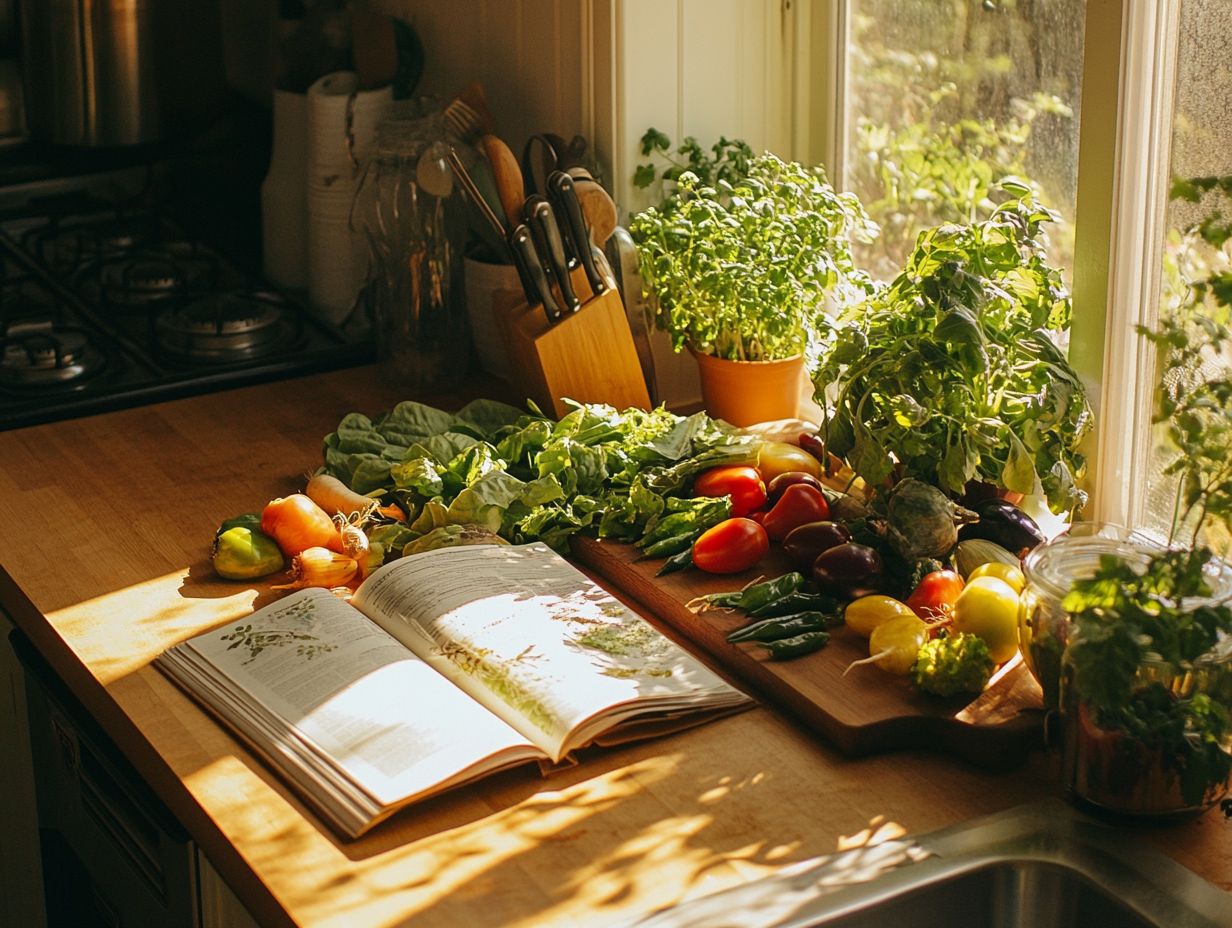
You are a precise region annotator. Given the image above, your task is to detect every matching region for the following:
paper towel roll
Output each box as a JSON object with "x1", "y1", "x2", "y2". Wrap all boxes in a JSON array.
[
  {"x1": 261, "y1": 89, "x2": 308, "y2": 290},
  {"x1": 305, "y1": 72, "x2": 393, "y2": 324}
]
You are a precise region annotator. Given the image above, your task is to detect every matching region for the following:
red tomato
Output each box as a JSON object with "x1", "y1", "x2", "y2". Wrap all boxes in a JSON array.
[
  {"x1": 692, "y1": 465, "x2": 767, "y2": 518},
  {"x1": 905, "y1": 569, "x2": 966, "y2": 622},
  {"x1": 692, "y1": 518, "x2": 770, "y2": 574},
  {"x1": 761, "y1": 483, "x2": 831, "y2": 542}
]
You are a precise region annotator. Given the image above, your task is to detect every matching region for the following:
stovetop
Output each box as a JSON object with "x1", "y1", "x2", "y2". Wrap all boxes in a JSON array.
[{"x1": 0, "y1": 186, "x2": 372, "y2": 430}]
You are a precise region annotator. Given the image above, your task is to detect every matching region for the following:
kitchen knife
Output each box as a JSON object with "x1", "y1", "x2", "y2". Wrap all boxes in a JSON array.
[
  {"x1": 546, "y1": 170, "x2": 606, "y2": 296},
  {"x1": 525, "y1": 194, "x2": 582, "y2": 314},
  {"x1": 509, "y1": 222, "x2": 562, "y2": 322}
]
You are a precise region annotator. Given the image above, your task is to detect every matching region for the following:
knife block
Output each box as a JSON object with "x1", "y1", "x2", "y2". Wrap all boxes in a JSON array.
[{"x1": 498, "y1": 263, "x2": 652, "y2": 417}]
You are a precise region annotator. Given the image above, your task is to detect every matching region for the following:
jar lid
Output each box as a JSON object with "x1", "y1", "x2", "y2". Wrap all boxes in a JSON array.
[
  {"x1": 1022, "y1": 522, "x2": 1161, "y2": 601},
  {"x1": 1024, "y1": 520, "x2": 1232, "y2": 609}
]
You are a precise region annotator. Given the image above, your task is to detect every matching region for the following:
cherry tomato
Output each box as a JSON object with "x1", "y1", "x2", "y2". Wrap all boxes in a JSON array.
[
  {"x1": 757, "y1": 441, "x2": 822, "y2": 483},
  {"x1": 905, "y1": 569, "x2": 965, "y2": 622},
  {"x1": 762, "y1": 483, "x2": 831, "y2": 541},
  {"x1": 692, "y1": 518, "x2": 770, "y2": 574},
  {"x1": 844, "y1": 594, "x2": 916, "y2": 637},
  {"x1": 692, "y1": 465, "x2": 767, "y2": 518},
  {"x1": 812, "y1": 542, "x2": 884, "y2": 599},
  {"x1": 766, "y1": 470, "x2": 825, "y2": 505},
  {"x1": 781, "y1": 520, "x2": 851, "y2": 569}
]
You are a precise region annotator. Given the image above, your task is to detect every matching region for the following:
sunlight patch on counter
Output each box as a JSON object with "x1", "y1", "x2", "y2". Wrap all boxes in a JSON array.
[{"x1": 51, "y1": 568, "x2": 258, "y2": 685}]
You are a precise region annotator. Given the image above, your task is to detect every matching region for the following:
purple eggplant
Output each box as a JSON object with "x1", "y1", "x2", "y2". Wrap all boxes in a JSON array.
[{"x1": 957, "y1": 498, "x2": 1045, "y2": 555}]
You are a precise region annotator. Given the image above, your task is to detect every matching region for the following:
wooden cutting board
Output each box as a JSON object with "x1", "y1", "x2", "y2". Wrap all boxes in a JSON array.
[{"x1": 570, "y1": 536, "x2": 1046, "y2": 771}]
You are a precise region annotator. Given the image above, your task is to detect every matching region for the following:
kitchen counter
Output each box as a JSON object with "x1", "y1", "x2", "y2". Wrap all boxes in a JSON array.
[{"x1": 0, "y1": 365, "x2": 1228, "y2": 928}]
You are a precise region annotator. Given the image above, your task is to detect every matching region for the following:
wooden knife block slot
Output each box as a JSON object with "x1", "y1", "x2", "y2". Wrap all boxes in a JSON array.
[{"x1": 497, "y1": 264, "x2": 652, "y2": 417}]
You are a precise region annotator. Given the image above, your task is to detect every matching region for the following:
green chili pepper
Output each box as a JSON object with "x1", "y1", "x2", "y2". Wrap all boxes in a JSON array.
[
  {"x1": 748, "y1": 591, "x2": 840, "y2": 619},
  {"x1": 726, "y1": 610, "x2": 835, "y2": 643},
  {"x1": 735, "y1": 572, "x2": 807, "y2": 612},
  {"x1": 656, "y1": 546, "x2": 694, "y2": 575},
  {"x1": 641, "y1": 531, "x2": 697, "y2": 559},
  {"x1": 693, "y1": 571, "x2": 807, "y2": 612},
  {"x1": 758, "y1": 630, "x2": 830, "y2": 660}
]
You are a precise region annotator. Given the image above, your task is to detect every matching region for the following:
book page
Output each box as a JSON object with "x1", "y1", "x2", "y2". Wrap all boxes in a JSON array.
[
  {"x1": 163, "y1": 588, "x2": 543, "y2": 809},
  {"x1": 351, "y1": 543, "x2": 751, "y2": 761}
]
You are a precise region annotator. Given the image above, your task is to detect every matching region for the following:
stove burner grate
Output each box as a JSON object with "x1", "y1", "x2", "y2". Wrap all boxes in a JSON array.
[
  {"x1": 0, "y1": 320, "x2": 106, "y2": 387},
  {"x1": 154, "y1": 290, "x2": 303, "y2": 364},
  {"x1": 80, "y1": 244, "x2": 222, "y2": 311},
  {"x1": 22, "y1": 213, "x2": 164, "y2": 276}
]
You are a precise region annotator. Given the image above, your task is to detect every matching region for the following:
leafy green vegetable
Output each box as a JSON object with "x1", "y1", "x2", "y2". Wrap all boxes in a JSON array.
[
  {"x1": 813, "y1": 189, "x2": 1091, "y2": 515},
  {"x1": 630, "y1": 152, "x2": 877, "y2": 362},
  {"x1": 909, "y1": 632, "x2": 993, "y2": 697},
  {"x1": 318, "y1": 399, "x2": 760, "y2": 554}
]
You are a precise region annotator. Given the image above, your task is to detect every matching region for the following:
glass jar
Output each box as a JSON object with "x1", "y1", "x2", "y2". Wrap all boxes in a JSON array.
[
  {"x1": 352, "y1": 103, "x2": 470, "y2": 392},
  {"x1": 1060, "y1": 637, "x2": 1232, "y2": 819},
  {"x1": 1018, "y1": 523, "x2": 1161, "y2": 710},
  {"x1": 1021, "y1": 523, "x2": 1232, "y2": 818}
]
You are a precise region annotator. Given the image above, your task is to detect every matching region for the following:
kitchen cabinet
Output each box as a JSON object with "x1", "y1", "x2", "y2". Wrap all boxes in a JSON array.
[
  {"x1": 0, "y1": 610, "x2": 45, "y2": 928},
  {"x1": 5, "y1": 616, "x2": 261, "y2": 928}
]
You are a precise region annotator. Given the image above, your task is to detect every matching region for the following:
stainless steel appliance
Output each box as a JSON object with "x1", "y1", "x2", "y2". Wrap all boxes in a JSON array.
[
  {"x1": 19, "y1": 0, "x2": 225, "y2": 147},
  {"x1": 0, "y1": 174, "x2": 372, "y2": 431}
]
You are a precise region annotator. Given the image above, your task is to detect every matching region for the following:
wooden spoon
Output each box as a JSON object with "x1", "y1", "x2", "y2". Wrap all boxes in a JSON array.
[{"x1": 480, "y1": 134, "x2": 526, "y2": 229}]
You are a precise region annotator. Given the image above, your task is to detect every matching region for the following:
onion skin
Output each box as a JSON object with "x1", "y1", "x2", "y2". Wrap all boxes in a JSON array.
[{"x1": 261, "y1": 494, "x2": 342, "y2": 557}]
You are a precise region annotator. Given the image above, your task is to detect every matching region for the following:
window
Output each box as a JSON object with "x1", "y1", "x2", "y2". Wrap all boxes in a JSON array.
[
  {"x1": 1138, "y1": 1, "x2": 1232, "y2": 553},
  {"x1": 605, "y1": 0, "x2": 1226, "y2": 538},
  {"x1": 817, "y1": 0, "x2": 1223, "y2": 538},
  {"x1": 842, "y1": 0, "x2": 1086, "y2": 282}
]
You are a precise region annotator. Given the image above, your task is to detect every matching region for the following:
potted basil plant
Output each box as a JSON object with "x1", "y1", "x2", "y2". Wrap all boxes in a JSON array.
[{"x1": 629, "y1": 151, "x2": 877, "y2": 426}]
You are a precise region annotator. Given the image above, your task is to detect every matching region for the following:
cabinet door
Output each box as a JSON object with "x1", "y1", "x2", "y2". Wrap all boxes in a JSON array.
[
  {"x1": 0, "y1": 612, "x2": 47, "y2": 928},
  {"x1": 198, "y1": 852, "x2": 261, "y2": 928}
]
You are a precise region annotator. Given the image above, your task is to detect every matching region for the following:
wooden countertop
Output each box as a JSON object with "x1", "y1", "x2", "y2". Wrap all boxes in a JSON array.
[{"x1": 1, "y1": 366, "x2": 1228, "y2": 928}]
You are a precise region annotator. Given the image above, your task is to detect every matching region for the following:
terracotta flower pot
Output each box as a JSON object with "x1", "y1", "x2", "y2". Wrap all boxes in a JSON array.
[{"x1": 689, "y1": 348, "x2": 805, "y2": 427}]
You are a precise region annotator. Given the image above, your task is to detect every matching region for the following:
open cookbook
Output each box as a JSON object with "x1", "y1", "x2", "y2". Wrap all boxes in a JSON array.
[{"x1": 156, "y1": 542, "x2": 752, "y2": 838}]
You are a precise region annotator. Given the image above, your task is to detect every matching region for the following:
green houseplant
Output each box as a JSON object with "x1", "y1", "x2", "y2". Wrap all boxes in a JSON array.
[
  {"x1": 1048, "y1": 176, "x2": 1232, "y2": 819},
  {"x1": 629, "y1": 150, "x2": 877, "y2": 425},
  {"x1": 811, "y1": 184, "x2": 1091, "y2": 518}
]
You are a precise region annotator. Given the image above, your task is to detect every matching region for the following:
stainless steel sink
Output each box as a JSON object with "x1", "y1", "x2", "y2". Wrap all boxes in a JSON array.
[{"x1": 635, "y1": 800, "x2": 1232, "y2": 928}]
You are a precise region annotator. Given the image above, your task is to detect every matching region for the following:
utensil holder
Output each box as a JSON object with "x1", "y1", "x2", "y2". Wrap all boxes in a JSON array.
[{"x1": 498, "y1": 264, "x2": 651, "y2": 417}]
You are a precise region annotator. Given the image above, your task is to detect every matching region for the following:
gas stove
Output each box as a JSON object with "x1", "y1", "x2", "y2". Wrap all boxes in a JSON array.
[{"x1": 0, "y1": 184, "x2": 372, "y2": 430}]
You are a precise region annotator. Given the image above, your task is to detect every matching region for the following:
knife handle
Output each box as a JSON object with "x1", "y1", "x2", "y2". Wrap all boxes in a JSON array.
[
  {"x1": 509, "y1": 223, "x2": 562, "y2": 322},
  {"x1": 546, "y1": 170, "x2": 606, "y2": 295},
  {"x1": 526, "y1": 195, "x2": 581, "y2": 313}
]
